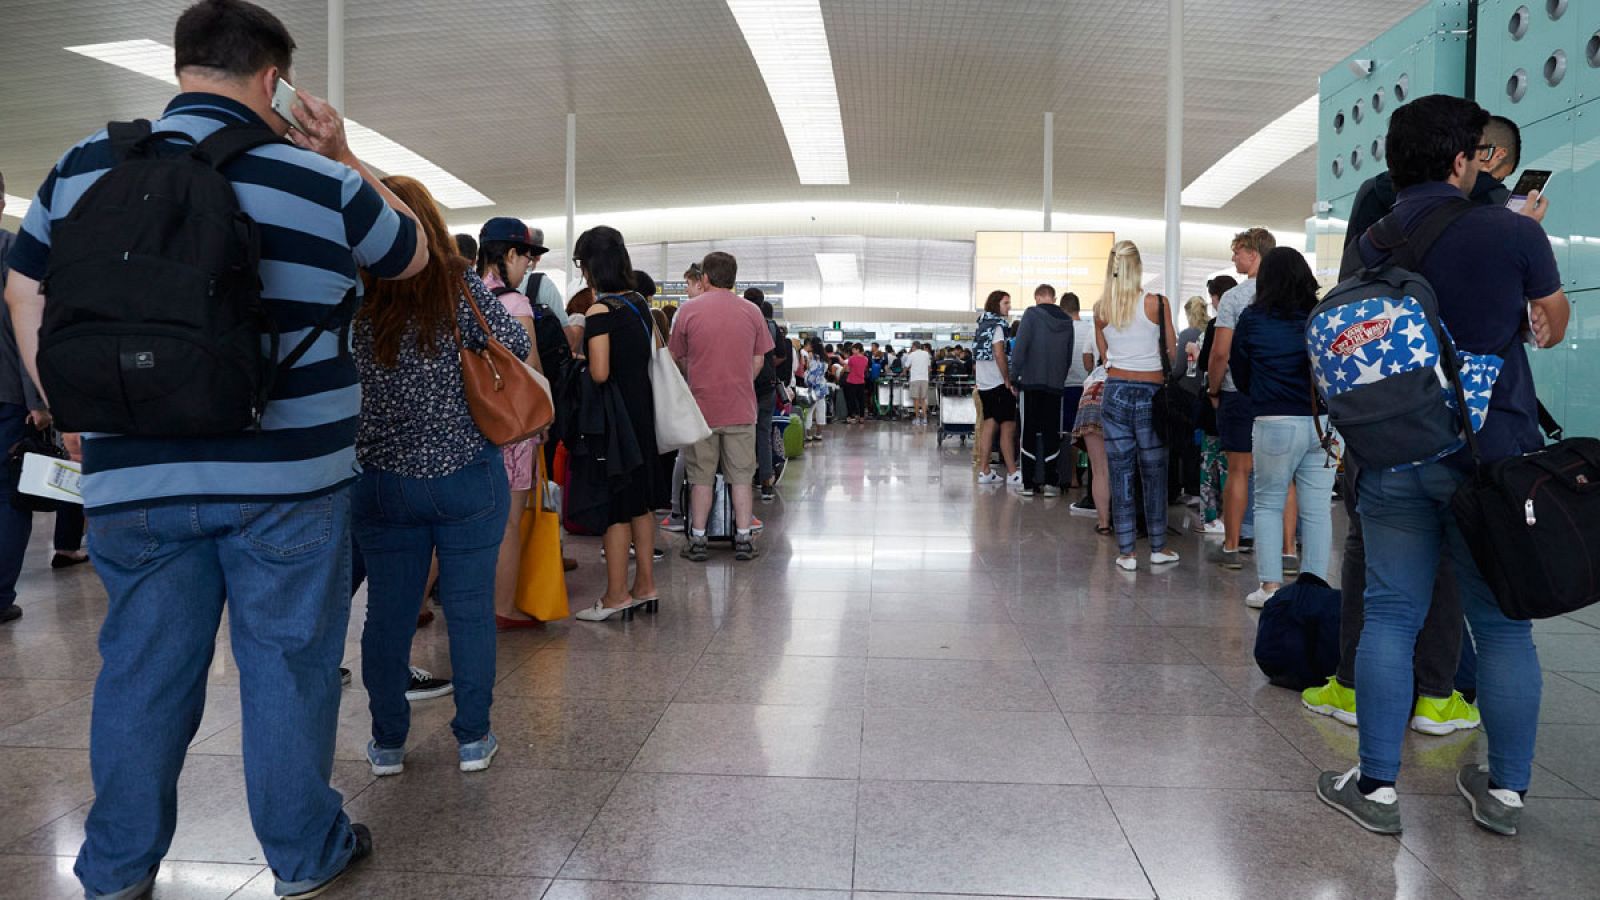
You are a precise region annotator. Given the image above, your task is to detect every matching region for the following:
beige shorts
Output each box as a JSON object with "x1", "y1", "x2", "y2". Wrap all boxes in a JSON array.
[
  {"x1": 908, "y1": 380, "x2": 930, "y2": 401},
  {"x1": 684, "y1": 424, "x2": 758, "y2": 487}
]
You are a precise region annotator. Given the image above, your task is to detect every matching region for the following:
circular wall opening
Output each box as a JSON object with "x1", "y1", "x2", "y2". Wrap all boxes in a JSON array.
[
  {"x1": 1588, "y1": 32, "x2": 1600, "y2": 68},
  {"x1": 1332, "y1": 158, "x2": 1345, "y2": 178},
  {"x1": 1546, "y1": 49, "x2": 1568, "y2": 85},
  {"x1": 1372, "y1": 138, "x2": 1385, "y2": 161},
  {"x1": 1395, "y1": 74, "x2": 1410, "y2": 102},
  {"x1": 1350, "y1": 148, "x2": 1363, "y2": 171},
  {"x1": 1372, "y1": 91, "x2": 1385, "y2": 113},
  {"x1": 1334, "y1": 111, "x2": 1346, "y2": 133},
  {"x1": 1353, "y1": 99, "x2": 1366, "y2": 123},
  {"x1": 1510, "y1": 6, "x2": 1531, "y2": 39},
  {"x1": 1508, "y1": 68, "x2": 1530, "y2": 102},
  {"x1": 1547, "y1": 0, "x2": 1568, "y2": 21}
]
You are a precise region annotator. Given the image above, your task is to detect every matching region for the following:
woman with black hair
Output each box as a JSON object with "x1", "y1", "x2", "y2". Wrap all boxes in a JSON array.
[
  {"x1": 571, "y1": 227, "x2": 661, "y2": 621},
  {"x1": 1230, "y1": 247, "x2": 1339, "y2": 609}
]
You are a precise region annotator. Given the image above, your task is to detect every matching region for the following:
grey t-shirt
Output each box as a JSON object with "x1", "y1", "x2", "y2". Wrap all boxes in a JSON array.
[{"x1": 1213, "y1": 279, "x2": 1256, "y2": 393}]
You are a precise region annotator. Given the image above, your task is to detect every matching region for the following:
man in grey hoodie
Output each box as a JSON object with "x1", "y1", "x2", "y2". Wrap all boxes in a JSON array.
[{"x1": 1011, "y1": 283, "x2": 1077, "y2": 497}]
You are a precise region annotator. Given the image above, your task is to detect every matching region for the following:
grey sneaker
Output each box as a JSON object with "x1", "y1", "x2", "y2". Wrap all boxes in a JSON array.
[
  {"x1": 1317, "y1": 767, "x2": 1401, "y2": 834},
  {"x1": 1457, "y1": 764, "x2": 1524, "y2": 836},
  {"x1": 734, "y1": 537, "x2": 760, "y2": 561},
  {"x1": 681, "y1": 537, "x2": 709, "y2": 562}
]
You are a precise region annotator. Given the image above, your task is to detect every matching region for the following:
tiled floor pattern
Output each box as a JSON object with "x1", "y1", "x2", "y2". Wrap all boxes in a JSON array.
[{"x1": 3, "y1": 424, "x2": 1600, "y2": 898}]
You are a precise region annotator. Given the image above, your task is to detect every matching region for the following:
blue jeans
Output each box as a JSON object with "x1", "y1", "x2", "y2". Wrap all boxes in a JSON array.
[
  {"x1": 353, "y1": 446, "x2": 508, "y2": 748},
  {"x1": 0, "y1": 403, "x2": 35, "y2": 613},
  {"x1": 1101, "y1": 379, "x2": 1168, "y2": 555},
  {"x1": 76, "y1": 491, "x2": 357, "y2": 899},
  {"x1": 1251, "y1": 417, "x2": 1338, "y2": 584},
  {"x1": 1355, "y1": 462, "x2": 1542, "y2": 790}
]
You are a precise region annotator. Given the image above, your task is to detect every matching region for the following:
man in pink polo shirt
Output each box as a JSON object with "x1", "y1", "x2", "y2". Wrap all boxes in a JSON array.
[{"x1": 668, "y1": 251, "x2": 774, "y2": 561}]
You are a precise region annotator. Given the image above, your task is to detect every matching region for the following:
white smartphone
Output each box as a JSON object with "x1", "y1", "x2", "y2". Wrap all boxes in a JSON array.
[
  {"x1": 270, "y1": 77, "x2": 304, "y2": 131},
  {"x1": 1505, "y1": 169, "x2": 1552, "y2": 213}
]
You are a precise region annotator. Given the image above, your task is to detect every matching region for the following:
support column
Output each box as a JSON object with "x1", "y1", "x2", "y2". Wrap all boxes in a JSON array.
[
  {"x1": 1043, "y1": 112, "x2": 1054, "y2": 232},
  {"x1": 1163, "y1": 0, "x2": 1183, "y2": 301},
  {"x1": 327, "y1": 0, "x2": 345, "y2": 111},
  {"x1": 565, "y1": 113, "x2": 577, "y2": 296}
]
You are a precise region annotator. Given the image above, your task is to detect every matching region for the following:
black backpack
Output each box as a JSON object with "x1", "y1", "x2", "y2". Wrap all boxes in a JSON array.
[{"x1": 37, "y1": 121, "x2": 352, "y2": 436}]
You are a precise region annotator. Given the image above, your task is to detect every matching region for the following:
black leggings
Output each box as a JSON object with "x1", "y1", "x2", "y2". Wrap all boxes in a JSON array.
[{"x1": 844, "y1": 383, "x2": 868, "y2": 419}]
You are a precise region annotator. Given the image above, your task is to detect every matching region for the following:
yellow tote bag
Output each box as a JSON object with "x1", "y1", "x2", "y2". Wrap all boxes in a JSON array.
[{"x1": 515, "y1": 453, "x2": 570, "y2": 621}]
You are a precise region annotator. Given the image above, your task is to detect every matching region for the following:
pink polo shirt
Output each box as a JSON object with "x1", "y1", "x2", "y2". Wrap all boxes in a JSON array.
[{"x1": 668, "y1": 289, "x2": 774, "y2": 428}]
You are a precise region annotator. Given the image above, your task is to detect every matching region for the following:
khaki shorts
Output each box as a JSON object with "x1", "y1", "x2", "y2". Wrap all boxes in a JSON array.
[
  {"x1": 684, "y1": 424, "x2": 758, "y2": 487},
  {"x1": 908, "y1": 380, "x2": 930, "y2": 401}
]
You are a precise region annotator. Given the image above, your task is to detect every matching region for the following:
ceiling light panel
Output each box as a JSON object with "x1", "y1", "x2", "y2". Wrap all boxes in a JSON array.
[
  {"x1": 726, "y1": 0, "x2": 849, "y2": 185},
  {"x1": 1181, "y1": 95, "x2": 1319, "y2": 209},
  {"x1": 63, "y1": 40, "x2": 492, "y2": 208}
]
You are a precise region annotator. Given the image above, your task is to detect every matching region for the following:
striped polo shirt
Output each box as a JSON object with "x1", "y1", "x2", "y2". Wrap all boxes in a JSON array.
[{"x1": 7, "y1": 93, "x2": 417, "y2": 513}]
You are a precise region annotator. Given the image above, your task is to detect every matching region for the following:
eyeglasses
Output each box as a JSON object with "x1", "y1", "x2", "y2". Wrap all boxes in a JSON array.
[
  {"x1": 572, "y1": 257, "x2": 584, "y2": 267},
  {"x1": 1474, "y1": 144, "x2": 1497, "y2": 162}
]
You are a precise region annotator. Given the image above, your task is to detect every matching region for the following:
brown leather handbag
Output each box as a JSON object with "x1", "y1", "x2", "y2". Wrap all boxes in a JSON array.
[{"x1": 455, "y1": 289, "x2": 554, "y2": 446}]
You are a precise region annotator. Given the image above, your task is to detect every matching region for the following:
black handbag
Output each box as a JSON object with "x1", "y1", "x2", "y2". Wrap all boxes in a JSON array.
[{"x1": 1446, "y1": 353, "x2": 1600, "y2": 619}]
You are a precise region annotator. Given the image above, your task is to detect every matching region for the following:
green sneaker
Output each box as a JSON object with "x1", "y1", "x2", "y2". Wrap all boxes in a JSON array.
[
  {"x1": 1410, "y1": 692, "x2": 1481, "y2": 736},
  {"x1": 1317, "y1": 767, "x2": 1401, "y2": 835},
  {"x1": 1457, "y1": 764, "x2": 1523, "y2": 836},
  {"x1": 1302, "y1": 676, "x2": 1358, "y2": 727}
]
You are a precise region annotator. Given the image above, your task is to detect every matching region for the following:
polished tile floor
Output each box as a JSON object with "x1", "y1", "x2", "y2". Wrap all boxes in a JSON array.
[{"x1": 4, "y1": 424, "x2": 1600, "y2": 899}]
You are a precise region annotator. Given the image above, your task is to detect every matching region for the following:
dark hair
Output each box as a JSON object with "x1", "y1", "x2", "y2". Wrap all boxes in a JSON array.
[
  {"x1": 174, "y1": 0, "x2": 295, "y2": 79},
  {"x1": 633, "y1": 270, "x2": 658, "y2": 299},
  {"x1": 983, "y1": 290, "x2": 1010, "y2": 315},
  {"x1": 475, "y1": 241, "x2": 522, "y2": 291},
  {"x1": 1253, "y1": 247, "x2": 1320, "y2": 320},
  {"x1": 810, "y1": 338, "x2": 825, "y2": 355},
  {"x1": 683, "y1": 262, "x2": 703, "y2": 281},
  {"x1": 1485, "y1": 114, "x2": 1521, "y2": 173},
  {"x1": 663, "y1": 303, "x2": 679, "y2": 327},
  {"x1": 1206, "y1": 275, "x2": 1238, "y2": 300},
  {"x1": 760, "y1": 300, "x2": 774, "y2": 319},
  {"x1": 1059, "y1": 291, "x2": 1081, "y2": 314},
  {"x1": 1386, "y1": 94, "x2": 1489, "y2": 190},
  {"x1": 744, "y1": 287, "x2": 765, "y2": 304},
  {"x1": 702, "y1": 252, "x2": 738, "y2": 289},
  {"x1": 454, "y1": 233, "x2": 477, "y2": 261},
  {"x1": 573, "y1": 226, "x2": 636, "y2": 294}
]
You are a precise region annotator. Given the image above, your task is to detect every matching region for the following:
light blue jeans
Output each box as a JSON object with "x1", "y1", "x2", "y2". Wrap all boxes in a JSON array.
[
  {"x1": 1355, "y1": 461, "x2": 1541, "y2": 789},
  {"x1": 1251, "y1": 416, "x2": 1338, "y2": 584},
  {"x1": 77, "y1": 492, "x2": 357, "y2": 899}
]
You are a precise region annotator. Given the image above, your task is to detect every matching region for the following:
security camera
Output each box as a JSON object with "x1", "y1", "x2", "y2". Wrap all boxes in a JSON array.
[{"x1": 1348, "y1": 59, "x2": 1374, "y2": 78}]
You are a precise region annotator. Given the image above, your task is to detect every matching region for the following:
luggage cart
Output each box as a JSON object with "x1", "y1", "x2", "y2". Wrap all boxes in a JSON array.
[
  {"x1": 876, "y1": 377, "x2": 906, "y2": 420},
  {"x1": 936, "y1": 377, "x2": 976, "y2": 446}
]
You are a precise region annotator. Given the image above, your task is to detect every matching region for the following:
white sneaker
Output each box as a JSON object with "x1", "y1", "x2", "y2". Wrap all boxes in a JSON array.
[
  {"x1": 1019, "y1": 486, "x2": 1036, "y2": 497},
  {"x1": 1150, "y1": 549, "x2": 1180, "y2": 566},
  {"x1": 1116, "y1": 556, "x2": 1138, "y2": 572},
  {"x1": 1006, "y1": 471, "x2": 1023, "y2": 487},
  {"x1": 1199, "y1": 519, "x2": 1226, "y2": 536},
  {"x1": 977, "y1": 470, "x2": 1003, "y2": 485},
  {"x1": 1041, "y1": 485, "x2": 1061, "y2": 498},
  {"x1": 1245, "y1": 587, "x2": 1273, "y2": 609}
]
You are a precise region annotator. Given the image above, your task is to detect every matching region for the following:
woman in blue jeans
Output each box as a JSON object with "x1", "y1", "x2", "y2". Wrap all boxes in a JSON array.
[
  {"x1": 1229, "y1": 247, "x2": 1340, "y2": 609},
  {"x1": 350, "y1": 176, "x2": 530, "y2": 775},
  {"x1": 1093, "y1": 240, "x2": 1181, "y2": 571}
]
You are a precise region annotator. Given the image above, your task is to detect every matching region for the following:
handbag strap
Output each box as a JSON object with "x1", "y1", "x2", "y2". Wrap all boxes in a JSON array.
[
  {"x1": 1154, "y1": 294, "x2": 1173, "y2": 380},
  {"x1": 452, "y1": 281, "x2": 500, "y2": 352},
  {"x1": 607, "y1": 293, "x2": 664, "y2": 350}
]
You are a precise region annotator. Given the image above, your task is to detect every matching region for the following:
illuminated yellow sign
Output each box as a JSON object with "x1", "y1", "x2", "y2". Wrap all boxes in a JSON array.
[{"x1": 974, "y1": 231, "x2": 1116, "y2": 312}]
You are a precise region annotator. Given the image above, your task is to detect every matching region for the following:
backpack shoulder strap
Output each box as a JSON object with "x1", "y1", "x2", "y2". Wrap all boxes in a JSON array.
[
  {"x1": 194, "y1": 125, "x2": 286, "y2": 171},
  {"x1": 1379, "y1": 197, "x2": 1476, "y2": 271},
  {"x1": 525, "y1": 272, "x2": 546, "y2": 297},
  {"x1": 106, "y1": 120, "x2": 198, "y2": 161},
  {"x1": 490, "y1": 285, "x2": 516, "y2": 298}
]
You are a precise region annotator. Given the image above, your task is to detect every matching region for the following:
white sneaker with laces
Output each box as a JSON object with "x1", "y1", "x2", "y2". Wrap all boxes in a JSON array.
[
  {"x1": 1200, "y1": 519, "x2": 1226, "y2": 536},
  {"x1": 1151, "y1": 549, "x2": 1180, "y2": 566},
  {"x1": 977, "y1": 470, "x2": 1003, "y2": 485},
  {"x1": 1006, "y1": 471, "x2": 1023, "y2": 487},
  {"x1": 1245, "y1": 587, "x2": 1273, "y2": 609},
  {"x1": 1116, "y1": 556, "x2": 1138, "y2": 572}
]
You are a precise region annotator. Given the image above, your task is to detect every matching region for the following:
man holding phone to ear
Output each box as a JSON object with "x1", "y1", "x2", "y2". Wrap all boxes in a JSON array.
[{"x1": 4, "y1": 2, "x2": 426, "y2": 898}]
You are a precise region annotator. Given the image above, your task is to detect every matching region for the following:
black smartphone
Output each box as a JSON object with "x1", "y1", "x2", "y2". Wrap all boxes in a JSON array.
[{"x1": 1505, "y1": 169, "x2": 1552, "y2": 213}]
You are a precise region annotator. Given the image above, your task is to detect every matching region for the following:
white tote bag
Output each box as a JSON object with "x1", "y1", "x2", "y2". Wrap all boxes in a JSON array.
[{"x1": 636, "y1": 309, "x2": 711, "y2": 451}]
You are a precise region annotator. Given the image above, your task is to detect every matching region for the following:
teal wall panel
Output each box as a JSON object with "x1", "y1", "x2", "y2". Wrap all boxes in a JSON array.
[
  {"x1": 1569, "y1": 99, "x2": 1600, "y2": 292},
  {"x1": 1515, "y1": 110, "x2": 1576, "y2": 282},
  {"x1": 1477, "y1": 0, "x2": 1586, "y2": 121}
]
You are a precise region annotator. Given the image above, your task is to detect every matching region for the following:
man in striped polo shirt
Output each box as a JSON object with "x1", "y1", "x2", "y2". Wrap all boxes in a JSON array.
[{"x1": 3, "y1": 2, "x2": 425, "y2": 897}]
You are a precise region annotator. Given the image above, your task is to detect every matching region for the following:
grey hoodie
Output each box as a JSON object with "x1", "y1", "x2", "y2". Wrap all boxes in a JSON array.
[{"x1": 1010, "y1": 303, "x2": 1076, "y2": 392}]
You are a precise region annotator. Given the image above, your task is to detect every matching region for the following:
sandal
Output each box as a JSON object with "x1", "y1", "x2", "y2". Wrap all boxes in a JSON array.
[{"x1": 1095, "y1": 525, "x2": 1114, "y2": 536}]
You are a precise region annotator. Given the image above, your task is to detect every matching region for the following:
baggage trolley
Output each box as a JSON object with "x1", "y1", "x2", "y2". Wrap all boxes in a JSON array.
[{"x1": 936, "y1": 377, "x2": 977, "y2": 446}]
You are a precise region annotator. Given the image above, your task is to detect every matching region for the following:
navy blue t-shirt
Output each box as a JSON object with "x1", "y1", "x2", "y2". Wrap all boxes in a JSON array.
[{"x1": 1357, "y1": 182, "x2": 1562, "y2": 462}]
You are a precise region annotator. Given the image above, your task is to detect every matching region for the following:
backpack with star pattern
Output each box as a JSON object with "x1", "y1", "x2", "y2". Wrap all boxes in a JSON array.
[{"x1": 1306, "y1": 198, "x2": 1503, "y2": 471}]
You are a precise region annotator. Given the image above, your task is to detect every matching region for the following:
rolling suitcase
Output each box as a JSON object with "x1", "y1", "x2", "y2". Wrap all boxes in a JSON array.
[{"x1": 784, "y1": 415, "x2": 805, "y2": 459}]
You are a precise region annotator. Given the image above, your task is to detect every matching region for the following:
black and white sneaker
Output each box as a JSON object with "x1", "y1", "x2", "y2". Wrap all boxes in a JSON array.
[
  {"x1": 760, "y1": 486, "x2": 776, "y2": 502},
  {"x1": 405, "y1": 666, "x2": 453, "y2": 701}
]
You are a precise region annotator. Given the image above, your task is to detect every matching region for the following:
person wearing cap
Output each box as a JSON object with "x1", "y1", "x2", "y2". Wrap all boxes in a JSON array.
[{"x1": 476, "y1": 218, "x2": 549, "y2": 631}]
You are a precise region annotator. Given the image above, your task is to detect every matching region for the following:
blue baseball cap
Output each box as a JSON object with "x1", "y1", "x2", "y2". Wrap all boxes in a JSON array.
[{"x1": 478, "y1": 217, "x2": 549, "y2": 255}]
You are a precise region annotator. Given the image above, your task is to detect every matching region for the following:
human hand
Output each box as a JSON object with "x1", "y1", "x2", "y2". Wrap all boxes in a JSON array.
[
  {"x1": 63, "y1": 433, "x2": 83, "y2": 461},
  {"x1": 285, "y1": 90, "x2": 354, "y2": 165},
  {"x1": 1529, "y1": 303, "x2": 1553, "y2": 348},
  {"x1": 1518, "y1": 190, "x2": 1548, "y2": 224},
  {"x1": 26, "y1": 409, "x2": 52, "y2": 431},
  {"x1": 1209, "y1": 393, "x2": 1221, "y2": 409}
]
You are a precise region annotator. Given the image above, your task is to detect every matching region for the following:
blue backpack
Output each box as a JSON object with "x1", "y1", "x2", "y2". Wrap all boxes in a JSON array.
[{"x1": 1306, "y1": 199, "x2": 1502, "y2": 470}]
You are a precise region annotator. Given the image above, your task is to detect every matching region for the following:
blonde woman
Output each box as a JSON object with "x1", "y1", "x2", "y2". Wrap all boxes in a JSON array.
[{"x1": 1093, "y1": 241, "x2": 1180, "y2": 571}]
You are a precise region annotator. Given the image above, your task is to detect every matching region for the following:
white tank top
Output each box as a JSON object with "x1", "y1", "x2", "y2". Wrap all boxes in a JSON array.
[{"x1": 1101, "y1": 297, "x2": 1163, "y2": 373}]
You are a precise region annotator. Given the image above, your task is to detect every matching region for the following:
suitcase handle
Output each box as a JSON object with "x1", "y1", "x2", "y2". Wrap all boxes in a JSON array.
[{"x1": 1525, "y1": 441, "x2": 1600, "y2": 492}]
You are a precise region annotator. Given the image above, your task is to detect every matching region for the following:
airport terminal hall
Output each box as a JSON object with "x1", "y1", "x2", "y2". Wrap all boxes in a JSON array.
[{"x1": 7, "y1": 0, "x2": 1600, "y2": 898}]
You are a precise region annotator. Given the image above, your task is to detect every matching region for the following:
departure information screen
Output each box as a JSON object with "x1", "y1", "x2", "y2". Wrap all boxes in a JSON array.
[{"x1": 973, "y1": 231, "x2": 1115, "y2": 311}]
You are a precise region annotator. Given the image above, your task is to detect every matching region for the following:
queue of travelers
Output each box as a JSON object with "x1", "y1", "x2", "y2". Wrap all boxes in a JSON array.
[{"x1": 0, "y1": 2, "x2": 1577, "y2": 896}]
